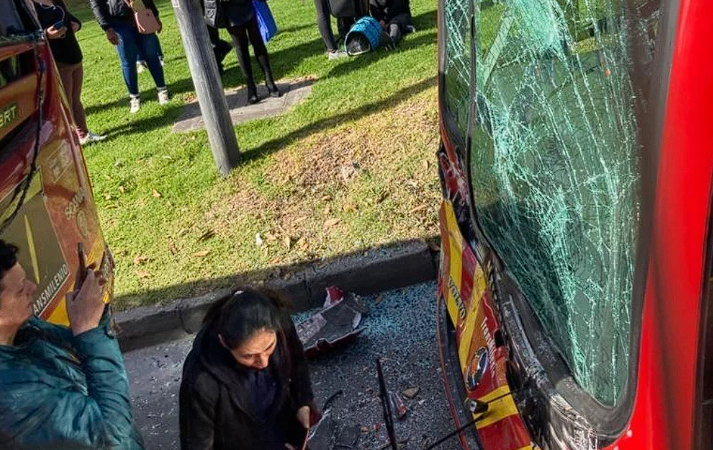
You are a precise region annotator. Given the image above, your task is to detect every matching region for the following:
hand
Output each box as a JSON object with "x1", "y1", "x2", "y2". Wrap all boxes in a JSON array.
[
  {"x1": 105, "y1": 28, "x2": 119, "y2": 45},
  {"x1": 46, "y1": 25, "x2": 67, "y2": 39},
  {"x1": 71, "y1": 21, "x2": 80, "y2": 32},
  {"x1": 379, "y1": 19, "x2": 386, "y2": 30},
  {"x1": 296, "y1": 405, "x2": 310, "y2": 429},
  {"x1": 156, "y1": 18, "x2": 163, "y2": 33},
  {"x1": 66, "y1": 267, "x2": 107, "y2": 336}
]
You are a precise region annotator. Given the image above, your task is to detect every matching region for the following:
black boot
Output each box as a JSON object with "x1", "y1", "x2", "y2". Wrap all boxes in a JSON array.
[
  {"x1": 247, "y1": 81, "x2": 259, "y2": 104},
  {"x1": 256, "y1": 54, "x2": 281, "y2": 98}
]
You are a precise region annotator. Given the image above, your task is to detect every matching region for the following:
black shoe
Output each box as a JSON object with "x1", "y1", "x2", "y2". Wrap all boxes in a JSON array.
[
  {"x1": 247, "y1": 84, "x2": 259, "y2": 104},
  {"x1": 266, "y1": 82, "x2": 281, "y2": 98}
]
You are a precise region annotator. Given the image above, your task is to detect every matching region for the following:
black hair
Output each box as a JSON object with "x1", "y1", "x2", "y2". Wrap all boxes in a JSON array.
[
  {"x1": 203, "y1": 287, "x2": 289, "y2": 350},
  {"x1": 0, "y1": 240, "x2": 18, "y2": 289}
]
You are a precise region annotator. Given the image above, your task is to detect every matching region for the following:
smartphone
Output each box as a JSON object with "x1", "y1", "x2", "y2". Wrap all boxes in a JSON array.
[
  {"x1": 52, "y1": 20, "x2": 64, "y2": 30},
  {"x1": 76, "y1": 242, "x2": 87, "y2": 287}
]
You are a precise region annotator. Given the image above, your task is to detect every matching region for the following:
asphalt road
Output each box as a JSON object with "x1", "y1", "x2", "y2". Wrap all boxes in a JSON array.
[{"x1": 124, "y1": 281, "x2": 461, "y2": 450}]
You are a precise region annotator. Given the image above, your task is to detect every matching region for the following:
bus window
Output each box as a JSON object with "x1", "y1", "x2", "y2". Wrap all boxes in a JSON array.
[
  {"x1": 442, "y1": 0, "x2": 470, "y2": 137},
  {"x1": 468, "y1": 0, "x2": 659, "y2": 406}
]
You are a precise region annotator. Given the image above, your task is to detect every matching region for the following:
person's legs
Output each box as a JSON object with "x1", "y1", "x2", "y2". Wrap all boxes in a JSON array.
[
  {"x1": 208, "y1": 24, "x2": 231, "y2": 73},
  {"x1": 113, "y1": 24, "x2": 140, "y2": 98},
  {"x1": 313, "y1": 0, "x2": 338, "y2": 52},
  {"x1": 69, "y1": 63, "x2": 89, "y2": 137},
  {"x1": 228, "y1": 24, "x2": 258, "y2": 104},
  {"x1": 245, "y1": 16, "x2": 280, "y2": 97},
  {"x1": 137, "y1": 32, "x2": 169, "y2": 104},
  {"x1": 389, "y1": 12, "x2": 412, "y2": 32},
  {"x1": 57, "y1": 63, "x2": 82, "y2": 136},
  {"x1": 137, "y1": 33, "x2": 167, "y2": 89},
  {"x1": 337, "y1": 17, "x2": 355, "y2": 41}
]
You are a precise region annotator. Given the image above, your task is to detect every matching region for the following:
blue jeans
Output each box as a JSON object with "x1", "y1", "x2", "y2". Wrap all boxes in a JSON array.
[{"x1": 113, "y1": 23, "x2": 166, "y2": 96}]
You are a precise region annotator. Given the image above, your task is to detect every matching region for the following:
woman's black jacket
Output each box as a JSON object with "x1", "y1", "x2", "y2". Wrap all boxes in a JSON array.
[
  {"x1": 89, "y1": 0, "x2": 159, "y2": 30},
  {"x1": 179, "y1": 313, "x2": 315, "y2": 450},
  {"x1": 202, "y1": 0, "x2": 252, "y2": 28}
]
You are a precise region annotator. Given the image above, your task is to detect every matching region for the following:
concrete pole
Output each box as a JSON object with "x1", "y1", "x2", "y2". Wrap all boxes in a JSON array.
[{"x1": 171, "y1": 0, "x2": 240, "y2": 175}]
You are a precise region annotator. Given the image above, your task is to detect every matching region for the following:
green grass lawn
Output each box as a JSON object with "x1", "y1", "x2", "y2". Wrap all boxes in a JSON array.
[{"x1": 65, "y1": 0, "x2": 440, "y2": 309}]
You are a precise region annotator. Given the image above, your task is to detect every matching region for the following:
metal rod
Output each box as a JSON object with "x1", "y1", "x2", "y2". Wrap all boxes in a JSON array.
[{"x1": 424, "y1": 418, "x2": 480, "y2": 450}]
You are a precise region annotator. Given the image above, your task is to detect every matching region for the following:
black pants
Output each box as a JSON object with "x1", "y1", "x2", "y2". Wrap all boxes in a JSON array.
[
  {"x1": 313, "y1": 0, "x2": 356, "y2": 52},
  {"x1": 208, "y1": 25, "x2": 232, "y2": 70},
  {"x1": 384, "y1": 12, "x2": 412, "y2": 45},
  {"x1": 227, "y1": 16, "x2": 275, "y2": 88}
]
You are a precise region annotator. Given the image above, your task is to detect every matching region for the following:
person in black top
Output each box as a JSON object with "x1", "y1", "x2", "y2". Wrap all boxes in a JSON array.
[
  {"x1": 369, "y1": 0, "x2": 414, "y2": 46},
  {"x1": 203, "y1": 0, "x2": 281, "y2": 104},
  {"x1": 179, "y1": 288, "x2": 319, "y2": 450},
  {"x1": 89, "y1": 0, "x2": 169, "y2": 113},
  {"x1": 32, "y1": 0, "x2": 106, "y2": 145}
]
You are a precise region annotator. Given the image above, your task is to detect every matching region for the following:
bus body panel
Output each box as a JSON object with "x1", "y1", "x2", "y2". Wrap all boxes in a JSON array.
[
  {"x1": 0, "y1": 33, "x2": 111, "y2": 325},
  {"x1": 436, "y1": 0, "x2": 713, "y2": 449}
]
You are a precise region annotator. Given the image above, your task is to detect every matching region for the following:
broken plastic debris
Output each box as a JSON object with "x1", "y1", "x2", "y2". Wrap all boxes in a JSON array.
[
  {"x1": 401, "y1": 387, "x2": 420, "y2": 399},
  {"x1": 296, "y1": 286, "x2": 369, "y2": 358},
  {"x1": 388, "y1": 391, "x2": 407, "y2": 420}
]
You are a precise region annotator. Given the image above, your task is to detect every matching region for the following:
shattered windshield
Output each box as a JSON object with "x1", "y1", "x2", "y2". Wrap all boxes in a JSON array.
[
  {"x1": 457, "y1": 0, "x2": 660, "y2": 405},
  {"x1": 443, "y1": 0, "x2": 471, "y2": 137}
]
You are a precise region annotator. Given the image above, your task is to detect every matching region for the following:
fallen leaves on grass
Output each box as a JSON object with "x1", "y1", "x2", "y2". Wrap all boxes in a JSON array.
[
  {"x1": 133, "y1": 255, "x2": 149, "y2": 266},
  {"x1": 197, "y1": 230, "x2": 215, "y2": 242},
  {"x1": 193, "y1": 250, "x2": 210, "y2": 257},
  {"x1": 323, "y1": 218, "x2": 341, "y2": 230},
  {"x1": 410, "y1": 204, "x2": 428, "y2": 213},
  {"x1": 136, "y1": 270, "x2": 150, "y2": 279}
]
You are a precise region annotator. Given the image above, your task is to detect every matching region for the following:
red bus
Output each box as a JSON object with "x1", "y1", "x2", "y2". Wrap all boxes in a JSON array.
[
  {"x1": 436, "y1": 0, "x2": 712, "y2": 449},
  {"x1": 0, "y1": 0, "x2": 111, "y2": 325}
]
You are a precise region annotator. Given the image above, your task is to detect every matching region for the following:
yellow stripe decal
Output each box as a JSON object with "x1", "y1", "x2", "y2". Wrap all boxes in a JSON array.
[
  {"x1": 478, "y1": 385, "x2": 511, "y2": 404},
  {"x1": 24, "y1": 215, "x2": 41, "y2": 284},
  {"x1": 475, "y1": 393, "x2": 519, "y2": 428}
]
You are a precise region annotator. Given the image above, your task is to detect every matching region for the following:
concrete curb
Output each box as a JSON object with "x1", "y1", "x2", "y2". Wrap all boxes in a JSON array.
[{"x1": 116, "y1": 240, "x2": 438, "y2": 351}]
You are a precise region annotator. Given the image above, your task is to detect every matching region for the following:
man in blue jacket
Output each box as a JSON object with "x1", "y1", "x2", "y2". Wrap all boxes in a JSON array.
[{"x1": 0, "y1": 240, "x2": 144, "y2": 449}]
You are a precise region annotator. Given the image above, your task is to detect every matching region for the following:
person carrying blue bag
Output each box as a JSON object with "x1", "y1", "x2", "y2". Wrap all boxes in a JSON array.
[{"x1": 204, "y1": 0, "x2": 281, "y2": 104}]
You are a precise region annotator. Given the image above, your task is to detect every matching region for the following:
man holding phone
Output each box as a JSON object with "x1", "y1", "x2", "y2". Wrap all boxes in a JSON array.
[{"x1": 0, "y1": 240, "x2": 145, "y2": 449}]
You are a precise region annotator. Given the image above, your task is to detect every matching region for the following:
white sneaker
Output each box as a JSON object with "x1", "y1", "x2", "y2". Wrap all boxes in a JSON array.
[
  {"x1": 157, "y1": 88, "x2": 170, "y2": 105},
  {"x1": 79, "y1": 131, "x2": 107, "y2": 145},
  {"x1": 137, "y1": 61, "x2": 146, "y2": 73},
  {"x1": 327, "y1": 50, "x2": 348, "y2": 60},
  {"x1": 129, "y1": 96, "x2": 141, "y2": 113}
]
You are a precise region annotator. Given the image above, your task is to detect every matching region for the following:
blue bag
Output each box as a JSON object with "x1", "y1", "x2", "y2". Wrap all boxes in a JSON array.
[
  {"x1": 345, "y1": 16, "x2": 382, "y2": 56},
  {"x1": 253, "y1": 0, "x2": 278, "y2": 43}
]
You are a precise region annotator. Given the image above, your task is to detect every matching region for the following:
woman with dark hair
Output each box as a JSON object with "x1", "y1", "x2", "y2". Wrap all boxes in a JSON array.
[
  {"x1": 203, "y1": 0, "x2": 281, "y2": 104},
  {"x1": 179, "y1": 288, "x2": 318, "y2": 450},
  {"x1": 0, "y1": 240, "x2": 144, "y2": 448}
]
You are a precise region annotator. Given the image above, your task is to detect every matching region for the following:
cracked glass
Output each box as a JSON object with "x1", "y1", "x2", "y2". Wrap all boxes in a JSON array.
[
  {"x1": 443, "y1": 0, "x2": 471, "y2": 137},
  {"x1": 443, "y1": 0, "x2": 660, "y2": 405}
]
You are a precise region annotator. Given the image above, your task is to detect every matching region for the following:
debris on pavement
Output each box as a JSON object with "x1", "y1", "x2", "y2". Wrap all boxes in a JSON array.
[
  {"x1": 388, "y1": 391, "x2": 408, "y2": 420},
  {"x1": 296, "y1": 286, "x2": 369, "y2": 358},
  {"x1": 401, "y1": 387, "x2": 420, "y2": 399}
]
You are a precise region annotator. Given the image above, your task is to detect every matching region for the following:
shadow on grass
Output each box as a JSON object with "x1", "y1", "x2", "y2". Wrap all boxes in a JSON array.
[
  {"x1": 114, "y1": 237, "x2": 438, "y2": 313},
  {"x1": 240, "y1": 74, "x2": 436, "y2": 161},
  {"x1": 411, "y1": 9, "x2": 437, "y2": 31}
]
